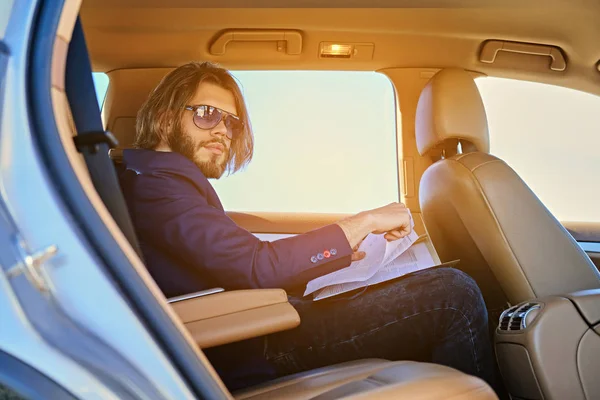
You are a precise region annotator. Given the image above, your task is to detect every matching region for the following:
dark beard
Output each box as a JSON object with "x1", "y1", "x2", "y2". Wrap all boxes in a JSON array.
[{"x1": 167, "y1": 129, "x2": 228, "y2": 179}]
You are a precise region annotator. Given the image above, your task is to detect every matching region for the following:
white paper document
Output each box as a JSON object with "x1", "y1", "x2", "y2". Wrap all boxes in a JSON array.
[
  {"x1": 312, "y1": 241, "x2": 436, "y2": 301},
  {"x1": 304, "y1": 214, "x2": 446, "y2": 301},
  {"x1": 303, "y1": 231, "x2": 398, "y2": 296}
]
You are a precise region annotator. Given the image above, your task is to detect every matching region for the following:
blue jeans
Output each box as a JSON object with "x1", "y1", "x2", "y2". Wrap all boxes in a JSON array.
[{"x1": 206, "y1": 267, "x2": 499, "y2": 393}]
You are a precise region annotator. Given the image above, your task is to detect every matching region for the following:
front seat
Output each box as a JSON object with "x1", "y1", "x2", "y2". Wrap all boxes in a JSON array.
[{"x1": 416, "y1": 68, "x2": 600, "y2": 311}]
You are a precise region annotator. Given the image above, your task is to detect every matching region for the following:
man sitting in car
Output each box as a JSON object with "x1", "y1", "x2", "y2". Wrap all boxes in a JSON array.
[{"x1": 119, "y1": 61, "x2": 498, "y2": 392}]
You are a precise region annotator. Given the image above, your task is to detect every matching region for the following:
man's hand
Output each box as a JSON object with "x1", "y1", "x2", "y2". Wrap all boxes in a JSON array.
[
  {"x1": 351, "y1": 242, "x2": 366, "y2": 262},
  {"x1": 336, "y1": 202, "x2": 412, "y2": 251},
  {"x1": 367, "y1": 203, "x2": 411, "y2": 240}
]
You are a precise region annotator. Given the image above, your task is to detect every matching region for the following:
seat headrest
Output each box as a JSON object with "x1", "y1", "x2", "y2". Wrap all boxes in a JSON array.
[
  {"x1": 415, "y1": 69, "x2": 489, "y2": 156},
  {"x1": 102, "y1": 68, "x2": 174, "y2": 149}
]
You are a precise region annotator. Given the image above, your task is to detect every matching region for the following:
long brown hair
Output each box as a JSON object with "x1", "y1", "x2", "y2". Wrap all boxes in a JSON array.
[{"x1": 134, "y1": 61, "x2": 253, "y2": 174}]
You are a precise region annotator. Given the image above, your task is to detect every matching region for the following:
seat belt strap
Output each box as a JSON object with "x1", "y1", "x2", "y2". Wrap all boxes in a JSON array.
[{"x1": 65, "y1": 17, "x2": 143, "y2": 258}]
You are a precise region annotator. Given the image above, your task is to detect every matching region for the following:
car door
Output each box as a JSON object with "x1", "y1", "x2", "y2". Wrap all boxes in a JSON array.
[
  {"x1": 0, "y1": 2, "x2": 79, "y2": 398},
  {"x1": 1, "y1": 0, "x2": 230, "y2": 398}
]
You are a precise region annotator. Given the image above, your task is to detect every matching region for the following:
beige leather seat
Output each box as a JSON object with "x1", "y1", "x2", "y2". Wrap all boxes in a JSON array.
[
  {"x1": 415, "y1": 68, "x2": 600, "y2": 312},
  {"x1": 173, "y1": 291, "x2": 498, "y2": 399},
  {"x1": 102, "y1": 68, "x2": 173, "y2": 148},
  {"x1": 235, "y1": 359, "x2": 496, "y2": 399}
]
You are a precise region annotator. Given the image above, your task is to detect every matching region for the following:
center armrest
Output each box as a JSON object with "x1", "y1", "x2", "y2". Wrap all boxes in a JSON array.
[{"x1": 170, "y1": 289, "x2": 301, "y2": 348}]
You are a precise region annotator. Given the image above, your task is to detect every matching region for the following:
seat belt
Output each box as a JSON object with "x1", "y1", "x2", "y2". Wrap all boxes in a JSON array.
[{"x1": 65, "y1": 17, "x2": 143, "y2": 259}]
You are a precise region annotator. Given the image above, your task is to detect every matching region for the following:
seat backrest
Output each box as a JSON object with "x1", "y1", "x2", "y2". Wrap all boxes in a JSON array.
[
  {"x1": 103, "y1": 68, "x2": 174, "y2": 149},
  {"x1": 415, "y1": 68, "x2": 600, "y2": 309}
]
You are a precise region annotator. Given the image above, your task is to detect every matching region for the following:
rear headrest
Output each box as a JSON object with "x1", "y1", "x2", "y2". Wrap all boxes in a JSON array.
[
  {"x1": 102, "y1": 68, "x2": 174, "y2": 149},
  {"x1": 415, "y1": 69, "x2": 489, "y2": 156}
]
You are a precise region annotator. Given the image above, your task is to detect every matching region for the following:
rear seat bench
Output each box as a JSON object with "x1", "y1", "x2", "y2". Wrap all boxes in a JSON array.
[
  {"x1": 234, "y1": 359, "x2": 495, "y2": 399},
  {"x1": 166, "y1": 288, "x2": 496, "y2": 400}
]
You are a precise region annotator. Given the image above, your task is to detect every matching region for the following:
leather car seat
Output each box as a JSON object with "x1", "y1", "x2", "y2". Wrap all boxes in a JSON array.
[
  {"x1": 234, "y1": 359, "x2": 496, "y2": 399},
  {"x1": 415, "y1": 68, "x2": 600, "y2": 312}
]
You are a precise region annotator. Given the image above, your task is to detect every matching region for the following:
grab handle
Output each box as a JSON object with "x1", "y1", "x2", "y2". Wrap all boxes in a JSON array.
[
  {"x1": 480, "y1": 40, "x2": 566, "y2": 71},
  {"x1": 210, "y1": 30, "x2": 303, "y2": 55}
]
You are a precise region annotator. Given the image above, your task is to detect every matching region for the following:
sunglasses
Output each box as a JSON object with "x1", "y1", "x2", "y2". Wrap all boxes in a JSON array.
[{"x1": 184, "y1": 105, "x2": 244, "y2": 140}]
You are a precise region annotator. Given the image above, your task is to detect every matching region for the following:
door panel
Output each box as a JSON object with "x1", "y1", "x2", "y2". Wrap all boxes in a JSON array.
[
  {"x1": 227, "y1": 211, "x2": 350, "y2": 234},
  {"x1": 235, "y1": 215, "x2": 600, "y2": 270},
  {"x1": 227, "y1": 210, "x2": 429, "y2": 235},
  {"x1": 563, "y1": 222, "x2": 600, "y2": 270},
  {"x1": 585, "y1": 252, "x2": 600, "y2": 270},
  {"x1": 235, "y1": 214, "x2": 600, "y2": 273},
  {"x1": 563, "y1": 222, "x2": 600, "y2": 242}
]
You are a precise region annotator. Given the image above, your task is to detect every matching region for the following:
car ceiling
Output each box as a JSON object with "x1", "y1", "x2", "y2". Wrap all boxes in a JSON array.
[{"x1": 81, "y1": 0, "x2": 600, "y2": 95}]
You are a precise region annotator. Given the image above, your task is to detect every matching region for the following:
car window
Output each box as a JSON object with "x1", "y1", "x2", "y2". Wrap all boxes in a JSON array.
[
  {"x1": 476, "y1": 77, "x2": 600, "y2": 222},
  {"x1": 211, "y1": 71, "x2": 399, "y2": 213},
  {"x1": 92, "y1": 72, "x2": 108, "y2": 108}
]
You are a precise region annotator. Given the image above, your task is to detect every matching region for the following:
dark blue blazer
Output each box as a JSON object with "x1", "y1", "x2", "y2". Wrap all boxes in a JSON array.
[{"x1": 119, "y1": 149, "x2": 353, "y2": 298}]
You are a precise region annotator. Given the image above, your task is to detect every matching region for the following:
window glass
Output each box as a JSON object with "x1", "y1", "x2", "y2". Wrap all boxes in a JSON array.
[
  {"x1": 476, "y1": 77, "x2": 600, "y2": 222},
  {"x1": 92, "y1": 72, "x2": 109, "y2": 108},
  {"x1": 210, "y1": 71, "x2": 399, "y2": 213}
]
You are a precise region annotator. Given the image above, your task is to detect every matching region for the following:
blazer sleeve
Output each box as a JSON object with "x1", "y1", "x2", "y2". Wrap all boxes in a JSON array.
[{"x1": 130, "y1": 171, "x2": 353, "y2": 291}]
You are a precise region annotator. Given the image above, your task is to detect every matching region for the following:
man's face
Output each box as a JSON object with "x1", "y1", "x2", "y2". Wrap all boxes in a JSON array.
[{"x1": 167, "y1": 81, "x2": 237, "y2": 179}]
